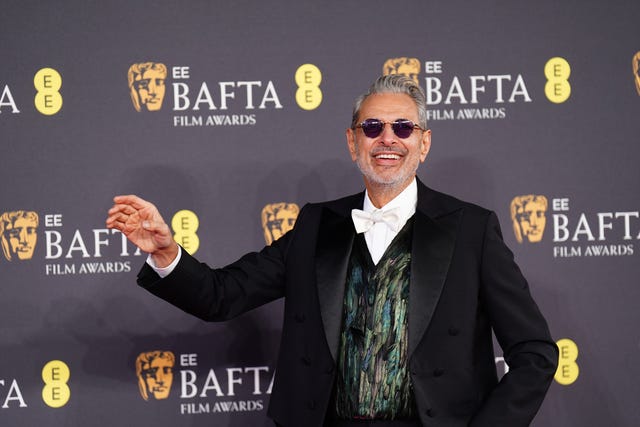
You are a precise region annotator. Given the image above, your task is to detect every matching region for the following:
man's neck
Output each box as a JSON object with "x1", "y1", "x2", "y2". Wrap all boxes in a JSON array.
[{"x1": 364, "y1": 176, "x2": 416, "y2": 209}]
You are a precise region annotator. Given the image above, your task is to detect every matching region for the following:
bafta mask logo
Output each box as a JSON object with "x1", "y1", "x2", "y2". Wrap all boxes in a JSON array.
[
  {"x1": 261, "y1": 203, "x2": 299, "y2": 245},
  {"x1": 633, "y1": 51, "x2": 640, "y2": 96},
  {"x1": 128, "y1": 62, "x2": 167, "y2": 112},
  {"x1": 136, "y1": 351, "x2": 175, "y2": 401},
  {"x1": 1, "y1": 210, "x2": 39, "y2": 261},
  {"x1": 510, "y1": 195, "x2": 548, "y2": 243},
  {"x1": 383, "y1": 57, "x2": 421, "y2": 84}
]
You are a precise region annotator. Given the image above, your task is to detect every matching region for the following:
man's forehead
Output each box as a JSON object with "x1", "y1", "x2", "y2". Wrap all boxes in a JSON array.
[{"x1": 359, "y1": 93, "x2": 418, "y2": 119}]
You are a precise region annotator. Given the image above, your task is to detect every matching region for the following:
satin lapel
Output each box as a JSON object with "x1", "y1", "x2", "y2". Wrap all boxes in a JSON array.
[
  {"x1": 409, "y1": 207, "x2": 461, "y2": 357},
  {"x1": 315, "y1": 207, "x2": 356, "y2": 362}
]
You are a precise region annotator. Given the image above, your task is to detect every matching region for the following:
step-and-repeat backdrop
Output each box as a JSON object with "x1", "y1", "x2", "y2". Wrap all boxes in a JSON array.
[{"x1": 2, "y1": 1, "x2": 639, "y2": 425}]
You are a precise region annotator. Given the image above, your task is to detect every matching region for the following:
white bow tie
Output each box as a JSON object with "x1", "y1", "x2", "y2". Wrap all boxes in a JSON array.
[{"x1": 351, "y1": 207, "x2": 402, "y2": 234}]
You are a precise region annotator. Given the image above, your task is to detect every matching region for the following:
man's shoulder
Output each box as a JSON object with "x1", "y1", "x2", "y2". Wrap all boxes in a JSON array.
[
  {"x1": 417, "y1": 183, "x2": 493, "y2": 219},
  {"x1": 304, "y1": 191, "x2": 364, "y2": 215}
]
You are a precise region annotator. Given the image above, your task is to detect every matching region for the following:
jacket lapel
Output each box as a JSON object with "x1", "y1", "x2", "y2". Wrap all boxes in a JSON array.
[
  {"x1": 408, "y1": 182, "x2": 461, "y2": 357},
  {"x1": 315, "y1": 194, "x2": 361, "y2": 362},
  {"x1": 313, "y1": 183, "x2": 462, "y2": 361}
]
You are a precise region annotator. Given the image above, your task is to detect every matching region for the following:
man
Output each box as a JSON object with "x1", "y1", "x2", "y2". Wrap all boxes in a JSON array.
[
  {"x1": 1, "y1": 210, "x2": 39, "y2": 261},
  {"x1": 127, "y1": 62, "x2": 167, "y2": 112},
  {"x1": 107, "y1": 75, "x2": 557, "y2": 426}
]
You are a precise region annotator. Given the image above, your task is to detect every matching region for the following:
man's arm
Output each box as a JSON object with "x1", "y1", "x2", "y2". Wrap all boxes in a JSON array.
[
  {"x1": 137, "y1": 239, "x2": 288, "y2": 321},
  {"x1": 107, "y1": 194, "x2": 295, "y2": 321},
  {"x1": 471, "y1": 212, "x2": 558, "y2": 426}
]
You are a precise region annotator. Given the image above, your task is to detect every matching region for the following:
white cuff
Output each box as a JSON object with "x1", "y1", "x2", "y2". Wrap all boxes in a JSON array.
[{"x1": 146, "y1": 246, "x2": 182, "y2": 278}]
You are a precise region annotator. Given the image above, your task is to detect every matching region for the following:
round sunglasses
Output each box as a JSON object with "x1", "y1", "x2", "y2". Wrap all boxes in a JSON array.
[{"x1": 356, "y1": 118, "x2": 425, "y2": 139}]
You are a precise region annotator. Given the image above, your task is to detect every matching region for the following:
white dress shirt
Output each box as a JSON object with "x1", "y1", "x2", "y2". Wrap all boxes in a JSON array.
[{"x1": 358, "y1": 178, "x2": 418, "y2": 265}]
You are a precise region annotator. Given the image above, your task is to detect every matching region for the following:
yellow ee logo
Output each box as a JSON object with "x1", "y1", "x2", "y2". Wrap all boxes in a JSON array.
[
  {"x1": 42, "y1": 360, "x2": 70, "y2": 408},
  {"x1": 554, "y1": 338, "x2": 579, "y2": 385},
  {"x1": 171, "y1": 210, "x2": 199, "y2": 255},
  {"x1": 34, "y1": 68, "x2": 63, "y2": 115},
  {"x1": 295, "y1": 64, "x2": 322, "y2": 110},
  {"x1": 544, "y1": 57, "x2": 571, "y2": 104}
]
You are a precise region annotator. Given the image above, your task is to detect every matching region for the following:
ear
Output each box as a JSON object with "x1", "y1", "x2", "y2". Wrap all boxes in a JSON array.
[
  {"x1": 419, "y1": 129, "x2": 431, "y2": 162},
  {"x1": 346, "y1": 128, "x2": 357, "y2": 161}
]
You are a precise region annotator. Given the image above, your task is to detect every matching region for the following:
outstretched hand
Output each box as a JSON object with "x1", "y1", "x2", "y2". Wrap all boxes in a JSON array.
[{"x1": 106, "y1": 195, "x2": 178, "y2": 266}]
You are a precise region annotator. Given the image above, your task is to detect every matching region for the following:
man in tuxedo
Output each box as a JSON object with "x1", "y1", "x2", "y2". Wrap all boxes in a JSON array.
[{"x1": 107, "y1": 75, "x2": 558, "y2": 426}]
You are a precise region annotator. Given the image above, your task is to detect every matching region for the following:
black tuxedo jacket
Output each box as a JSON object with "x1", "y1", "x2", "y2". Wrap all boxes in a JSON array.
[{"x1": 138, "y1": 181, "x2": 558, "y2": 427}]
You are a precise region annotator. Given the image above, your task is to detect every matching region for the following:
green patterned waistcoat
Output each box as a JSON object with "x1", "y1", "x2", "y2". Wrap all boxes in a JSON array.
[{"x1": 335, "y1": 219, "x2": 414, "y2": 419}]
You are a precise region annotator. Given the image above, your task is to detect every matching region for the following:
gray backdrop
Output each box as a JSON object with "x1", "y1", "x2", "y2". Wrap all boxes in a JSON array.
[{"x1": 2, "y1": 1, "x2": 639, "y2": 425}]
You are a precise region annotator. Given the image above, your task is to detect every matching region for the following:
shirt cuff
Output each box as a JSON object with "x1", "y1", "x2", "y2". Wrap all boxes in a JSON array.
[{"x1": 146, "y1": 246, "x2": 182, "y2": 278}]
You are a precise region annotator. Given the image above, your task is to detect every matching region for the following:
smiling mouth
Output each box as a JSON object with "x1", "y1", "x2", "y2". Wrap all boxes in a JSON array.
[{"x1": 374, "y1": 153, "x2": 401, "y2": 160}]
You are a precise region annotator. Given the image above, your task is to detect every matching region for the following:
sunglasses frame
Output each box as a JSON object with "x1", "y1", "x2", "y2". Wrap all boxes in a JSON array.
[{"x1": 356, "y1": 118, "x2": 425, "y2": 139}]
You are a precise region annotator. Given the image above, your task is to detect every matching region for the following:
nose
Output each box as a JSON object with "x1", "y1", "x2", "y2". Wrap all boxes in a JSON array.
[{"x1": 379, "y1": 122, "x2": 396, "y2": 145}]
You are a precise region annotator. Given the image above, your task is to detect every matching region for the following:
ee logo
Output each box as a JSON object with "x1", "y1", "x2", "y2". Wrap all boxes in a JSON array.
[
  {"x1": 42, "y1": 360, "x2": 70, "y2": 408},
  {"x1": 554, "y1": 338, "x2": 579, "y2": 385},
  {"x1": 544, "y1": 57, "x2": 571, "y2": 104},
  {"x1": 34, "y1": 68, "x2": 63, "y2": 115},
  {"x1": 295, "y1": 64, "x2": 322, "y2": 110},
  {"x1": 172, "y1": 210, "x2": 199, "y2": 255}
]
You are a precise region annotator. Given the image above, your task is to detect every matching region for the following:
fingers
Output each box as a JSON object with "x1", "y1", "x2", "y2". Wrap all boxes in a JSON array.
[
  {"x1": 106, "y1": 195, "x2": 153, "y2": 228},
  {"x1": 105, "y1": 213, "x2": 129, "y2": 232},
  {"x1": 107, "y1": 204, "x2": 137, "y2": 217},
  {"x1": 113, "y1": 194, "x2": 153, "y2": 211}
]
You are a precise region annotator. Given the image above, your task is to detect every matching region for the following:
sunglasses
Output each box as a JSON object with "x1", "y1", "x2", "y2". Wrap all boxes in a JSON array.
[{"x1": 356, "y1": 118, "x2": 425, "y2": 139}]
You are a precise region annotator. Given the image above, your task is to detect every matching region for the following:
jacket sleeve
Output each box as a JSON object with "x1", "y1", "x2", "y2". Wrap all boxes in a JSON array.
[
  {"x1": 135, "y1": 206, "x2": 304, "y2": 321},
  {"x1": 470, "y1": 211, "x2": 558, "y2": 426}
]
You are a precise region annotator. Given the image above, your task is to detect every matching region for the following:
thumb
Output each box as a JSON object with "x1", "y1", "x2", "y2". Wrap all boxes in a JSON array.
[
  {"x1": 142, "y1": 220, "x2": 163, "y2": 232},
  {"x1": 142, "y1": 220, "x2": 172, "y2": 240}
]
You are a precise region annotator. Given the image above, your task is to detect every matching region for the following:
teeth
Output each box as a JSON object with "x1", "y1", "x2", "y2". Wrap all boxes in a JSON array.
[{"x1": 376, "y1": 154, "x2": 400, "y2": 159}]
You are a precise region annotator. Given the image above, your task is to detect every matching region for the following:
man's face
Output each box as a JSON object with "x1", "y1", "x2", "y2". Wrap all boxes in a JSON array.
[
  {"x1": 142, "y1": 357, "x2": 173, "y2": 399},
  {"x1": 134, "y1": 69, "x2": 166, "y2": 111},
  {"x1": 346, "y1": 93, "x2": 430, "y2": 194},
  {"x1": 267, "y1": 209, "x2": 297, "y2": 242},
  {"x1": 4, "y1": 216, "x2": 38, "y2": 260},
  {"x1": 518, "y1": 201, "x2": 546, "y2": 242}
]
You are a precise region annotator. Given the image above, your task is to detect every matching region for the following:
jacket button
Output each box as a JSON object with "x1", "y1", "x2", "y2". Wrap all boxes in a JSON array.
[
  {"x1": 301, "y1": 356, "x2": 311, "y2": 366},
  {"x1": 433, "y1": 368, "x2": 444, "y2": 377},
  {"x1": 294, "y1": 313, "x2": 306, "y2": 323},
  {"x1": 325, "y1": 365, "x2": 334, "y2": 374},
  {"x1": 426, "y1": 408, "x2": 435, "y2": 417},
  {"x1": 308, "y1": 400, "x2": 316, "y2": 410},
  {"x1": 448, "y1": 327, "x2": 459, "y2": 336}
]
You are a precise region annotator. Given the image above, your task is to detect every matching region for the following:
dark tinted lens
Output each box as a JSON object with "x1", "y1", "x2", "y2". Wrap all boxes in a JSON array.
[
  {"x1": 392, "y1": 120, "x2": 415, "y2": 138},
  {"x1": 360, "y1": 119, "x2": 384, "y2": 138}
]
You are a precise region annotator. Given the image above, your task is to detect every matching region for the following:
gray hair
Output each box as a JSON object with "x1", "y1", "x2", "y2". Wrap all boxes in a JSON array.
[{"x1": 350, "y1": 74, "x2": 428, "y2": 130}]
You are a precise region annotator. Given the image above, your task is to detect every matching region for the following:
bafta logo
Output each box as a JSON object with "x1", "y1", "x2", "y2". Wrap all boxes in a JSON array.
[
  {"x1": 136, "y1": 351, "x2": 175, "y2": 401},
  {"x1": 1, "y1": 210, "x2": 39, "y2": 261},
  {"x1": 128, "y1": 62, "x2": 167, "y2": 112},
  {"x1": 261, "y1": 203, "x2": 299, "y2": 245},
  {"x1": 633, "y1": 51, "x2": 640, "y2": 96},
  {"x1": 510, "y1": 195, "x2": 548, "y2": 243},
  {"x1": 383, "y1": 57, "x2": 421, "y2": 84}
]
